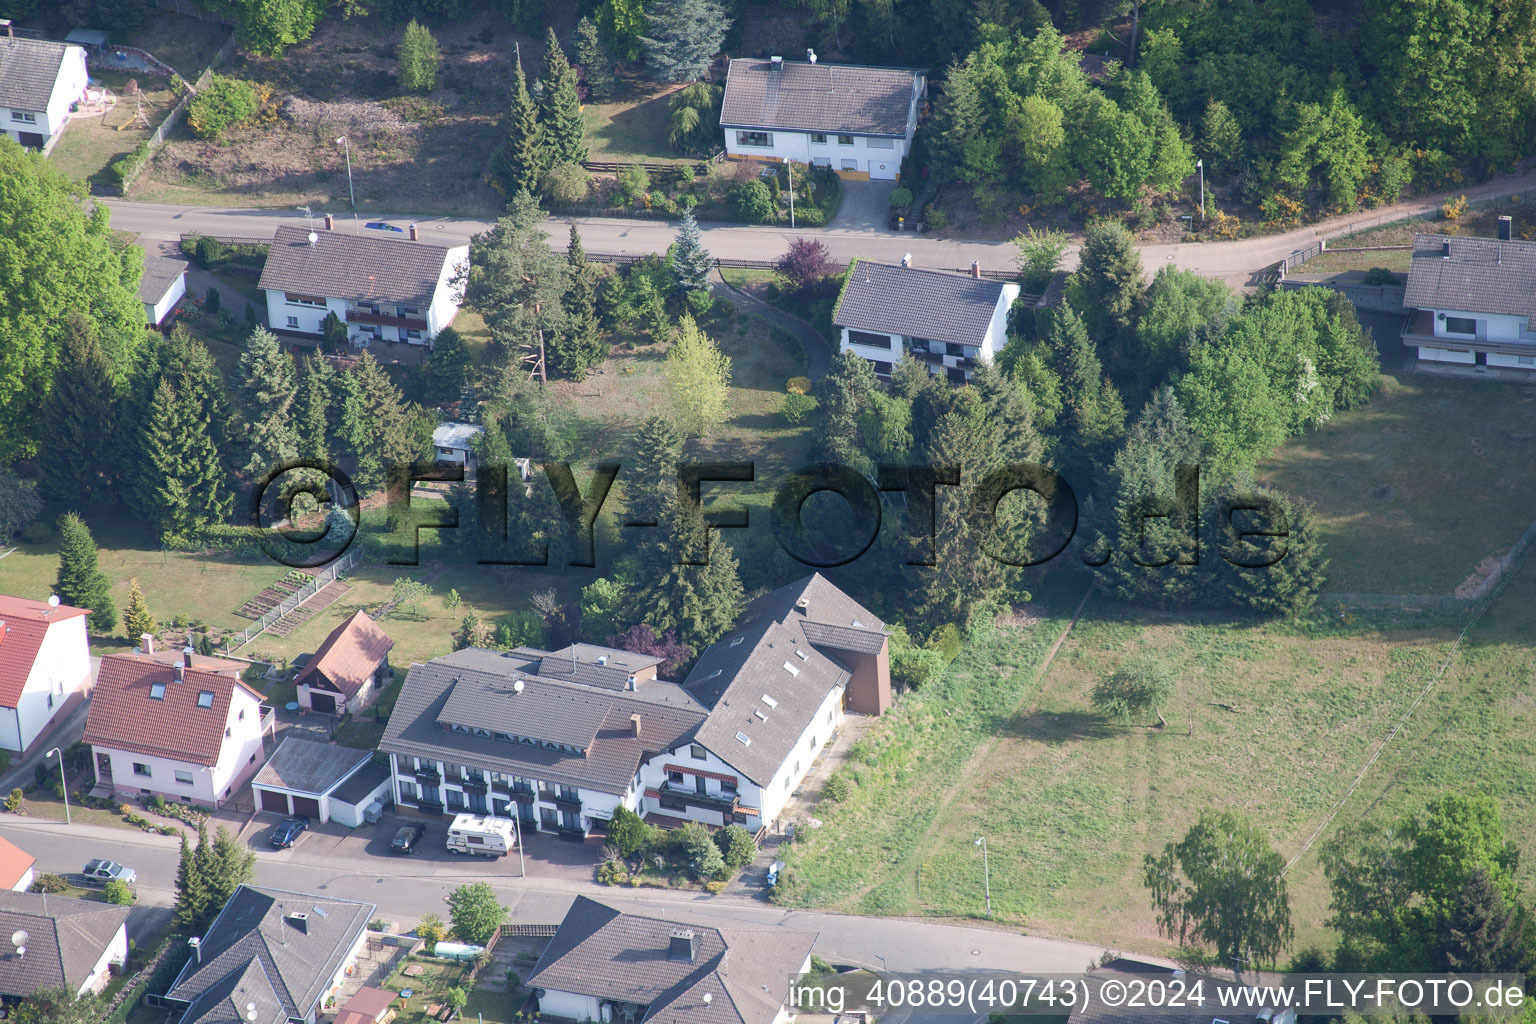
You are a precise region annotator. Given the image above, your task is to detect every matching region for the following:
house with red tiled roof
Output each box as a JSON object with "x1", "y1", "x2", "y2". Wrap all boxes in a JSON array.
[
  {"x1": 0, "y1": 836, "x2": 35, "y2": 892},
  {"x1": 294, "y1": 610, "x2": 394, "y2": 716},
  {"x1": 0, "y1": 594, "x2": 92, "y2": 755},
  {"x1": 84, "y1": 647, "x2": 275, "y2": 809}
]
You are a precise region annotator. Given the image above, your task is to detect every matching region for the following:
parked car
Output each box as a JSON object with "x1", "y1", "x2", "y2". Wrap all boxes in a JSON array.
[
  {"x1": 390, "y1": 822, "x2": 426, "y2": 854},
  {"x1": 269, "y1": 817, "x2": 309, "y2": 849},
  {"x1": 80, "y1": 859, "x2": 136, "y2": 887},
  {"x1": 365, "y1": 221, "x2": 404, "y2": 233}
]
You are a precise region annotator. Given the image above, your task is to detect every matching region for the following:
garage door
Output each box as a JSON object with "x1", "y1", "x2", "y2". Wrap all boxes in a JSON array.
[
  {"x1": 310, "y1": 692, "x2": 337, "y2": 713},
  {"x1": 292, "y1": 796, "x2": 322, "y2": 820},
  {"x1": 260, "y1": 789, "x2": 290, "y2": 814}
]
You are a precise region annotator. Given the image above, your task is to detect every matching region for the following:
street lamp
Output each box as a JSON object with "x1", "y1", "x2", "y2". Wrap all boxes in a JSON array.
[
  {"x1": 45, "y1": 748, "x2": 68, "y2": 825},
  {"x1": 974, "y1": 837, "x2": 991, "y2": 917},
  {"x1": 783, "y1": 157, "x2": 795, "y2": 229},
  {"x1": 336, "y1": 136, "x2": 355, "y2": 212},
  {"x1": 873, "y1": 953, "x2": 887, "y2": 975},
  {"x1": 1196, "y1": 158, "x2": 1205, "y2": 224}
]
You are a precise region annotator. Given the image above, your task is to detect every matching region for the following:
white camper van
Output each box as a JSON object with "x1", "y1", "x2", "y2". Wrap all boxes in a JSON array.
[{"x1": 445, "y1": 813, "x2": 516, "y2": 857}]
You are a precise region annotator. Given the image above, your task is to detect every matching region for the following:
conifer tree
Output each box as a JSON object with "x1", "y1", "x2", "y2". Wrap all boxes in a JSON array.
[
  {"x1": 1046, "y1": 303, "x2": 1126, "y2": 470},
  {"x1": 123, "y1": 578, "x2": 155, "y2": 643},
  {"x1": 422, "y1": 327, "x2": 472, "y2": 407},
  {"x1": 397, "y1": 19, "x2": 441, "y2": 94},
  {"x1": 55, "y1": 512, "x2": 116, "y2": 632},
  {"x1": 345, "y1": 353, "x2": 427, "y2": 493},
  {"x1": 39, "y1": 314, "x2": 118, "y2": 505},
  {"x1": 1218, "y1": 488, "x2": 1327, "y2": 617},
  {"x1": 595, "y1": 0, "x2": 646, "y2": 61},
  {"x1": 639, "y1": 0, "x2": 730, "y2": 83},
  {"x1": 573, "y1": 16, "x2": 616, "y2": 102},
  {"x1": 137, "y1": 378, "x2": 235, "y2": 542},
  {"x1": 548, "y1": 225, "x2": 606, "y2": 379},
  {"x1": 669, "y1": 210, "x2": 712, "y2": 292},
  {"x1": 490, "y1": 57, "x2": 546, "y2": 198},
  {"x1": 539, "y1": 27, "x2": 588, "y2": 166},
  {"x1": 463, "y1": 190, "x2": 569, "y2": 379},
  {"x1": 293, "y1": 352, "x2": 336, "y2": 464},
  {"x1": 625, "y1": 413, "x2": 683, "y2": 526},
  {"x1": 233, "y1": 327, "x2": 298, "y2": 477},
  {"x1": 626, "y1": 494, "x2": 744, "y2": 650},
  {"x1": 171, "y1": 831, "x2": 207, "y2": 932}
]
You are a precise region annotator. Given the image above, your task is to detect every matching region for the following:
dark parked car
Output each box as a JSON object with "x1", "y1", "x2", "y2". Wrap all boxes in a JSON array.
[
  {"x1": 269, "y1": 817, "x2": 309, "y2": 848},
  {"x1": 390, "y1": 822, "x2": 427, "y2": 854},
  {"x1": 365, "y1": 221, "x2": 404, "y2": 233},
  {"x1": 80, "y1": 859, "x2": 136, "y2": 886}
]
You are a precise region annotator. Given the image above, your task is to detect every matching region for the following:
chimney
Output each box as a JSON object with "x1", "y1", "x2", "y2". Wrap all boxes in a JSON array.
[
  {"x1": 900, "y1": 252, "x2": 912, "y2": 267},
  {"x1": 668, "y1": 929, "x2": 696, "y2": 963},
  {"x1": 806, "y1": 48, "x2": 817, "y2": 64},
  {"x1": 971, "y1": 260, "x2": 981, "y2": 279},
  {"x1": 794, "y1": 597, "x2": 810, "y2": 614},
  {"x1": 287, "y1": 912, "x2": 309, "y2": 934},
  {"x1": 0, "y1": 20, "x2": 12, "y2": 43},
  {"x1": 597, "y1": 654, "x2": 609, "y2": 666},
  {"x1": 174, "y1": 664, "x2": 185, "y2": 683},
  {"x1": 1441, "y1": 241, "x2": 1451, "y2": 259},
  {"x1": 409, "y1": 224, "x2": 419, "y2": 241},
  {"x1": 183, "y1": 645, "x2": 194, "y2": 669},
  {"x1": 626, "y1": 674, "x2": 637, "y2": 691},
  {"x1": 1499, "y1": 215, "x2": 1513, "y2": 241},
  {"x1": 629, "y1": 713, "x2": 641, "y2": 738},
  {"x1": 323, "y1": 214, "x2": 334, "y2": 231},
  {"x1": 140, "y1": 633, "x2": 155, "y2": 654},
  {"x1": 770, "y1": 55, "x2": 783, "y2": 71}
]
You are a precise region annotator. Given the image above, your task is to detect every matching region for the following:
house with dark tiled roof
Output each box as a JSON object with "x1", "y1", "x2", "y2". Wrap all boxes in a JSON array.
[
  {"x1": 720, "y1": 55, "x2": 925, "y2": 181},
  {"x1": 0, "y1": 28, "x2": 89, "y2": 151},
  {"x1": 85, "y1": 645, "x2": 274, "y2": 809},
  {"x1": 636, "y1": 574, "x2": 889, "y2": 831},
  {"x1": 380, "y1": 644, "x2": 709, "y2": 837},
  {"x1": 834, "y1": 258, "x2": 1021, "y2": 382},
  {"x1": 140, "y1": 250, "x2": 189, "y2": 327},
  {"x1": 530, "y1": 896, "x2": 817, "y2": 1024},
  {"x1": 0, "y1": 890, "x2": 128, "y2": 1001},
  {"x1": 163, "y1": 885, "x2": 374, "y2": 1024},
  {"x1": 1401, "y1": 220, "x2": 1536, "y2": 374},
  {"x1": 0, "y1": 593, "x2": 93, "y2": 755},
  {"x1": 258, "y1": 218, "x2": 467, "y2": 348},
  {"x1": 294, "y1": 610, "x2": 393, "y2": 715}
]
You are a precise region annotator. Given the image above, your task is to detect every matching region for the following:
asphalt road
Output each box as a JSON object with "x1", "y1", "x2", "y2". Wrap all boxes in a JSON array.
[
  {"x1": 101, "y1": 165, "x2": 1536, "y2": 288},
  {"x1": 1, "y1": 816, "x2": 1123, "y2": 972}
]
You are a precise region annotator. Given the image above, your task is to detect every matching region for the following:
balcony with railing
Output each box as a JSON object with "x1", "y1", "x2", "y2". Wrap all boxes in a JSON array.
[
  {"x1": 551, "y1": 789, "x2": 582, "y2": 812},
  {"x1": 661, "y1": 781, "x2": 740, "y2": 810},
  {"x1": 461, "y1": 774, "x2": 489, "y2": 794},
  {"x1": 413, "y1": 762, "x2": 441, "y2": 783},
  {"x1": 346, "y1": 308, "x2": 428, "y2": 331}
]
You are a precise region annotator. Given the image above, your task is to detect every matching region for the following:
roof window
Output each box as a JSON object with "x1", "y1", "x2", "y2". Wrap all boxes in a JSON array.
[
  {"x1": 795, "y1": 650, "x2": 809, "y2": 660},
  {"x1": 197, "y1": 691, "x2": 214, "y2": 708},
  {"x1": 149, "y1": 682, "x2": 166, "y2": 700},
  {"x1": 761, "y1": 694, "x2": 778, "y2": 708},
  {"x1": 783, "y1": 661, "x2": 800, "y2": 676},
  {"x1": 735, "y1": 732, "x2": 752, "y2": 746}
]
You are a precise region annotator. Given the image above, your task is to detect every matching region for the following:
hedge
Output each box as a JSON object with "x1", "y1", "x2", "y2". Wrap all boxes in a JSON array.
[{"x1": 109, "y1": 141, "x2": 153, "y2": 185}]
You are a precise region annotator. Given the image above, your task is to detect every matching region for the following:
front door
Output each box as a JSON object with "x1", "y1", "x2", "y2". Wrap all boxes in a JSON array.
[
  {"x1": 96, "y1": 753, "x2": 112, "y2": 780},
  {"x1": 539, "y1": 806, "x2": 557, "y2": 831}
]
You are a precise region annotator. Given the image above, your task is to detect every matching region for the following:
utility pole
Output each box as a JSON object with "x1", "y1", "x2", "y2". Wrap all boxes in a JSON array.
[
  {"x1": 336, "y1": 136, "x2": 355, "y2": 211},
  {"x1": 974, "y1": 836, "x2": 991, "y2": 917},
  {"x1": 46, "y1": 748, "x2": 69, "y2": 825},
  {"x1": 783, "y1": 157, "x2": 795, "y2": 228},
  {"x1": 1197, "y1": 159, "x2": 1205, "y2": 224}
]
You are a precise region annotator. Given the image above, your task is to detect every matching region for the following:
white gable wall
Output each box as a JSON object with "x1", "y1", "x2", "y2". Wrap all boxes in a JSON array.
[
  {"x1": 145, "y1": 272, "x2": 187, "y2": 326},
  {"x1": 3, "y1": 614, "x2": 92, "y2": 753},
  {"x1": 428, "y1": 246, "x2": 469, "y2": 338},
  {"x1": 77, "y1": 922, "x2": 128, "y2": 997}
]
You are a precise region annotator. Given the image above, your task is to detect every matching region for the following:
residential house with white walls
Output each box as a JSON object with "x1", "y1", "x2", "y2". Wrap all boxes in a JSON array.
[
  {"x1": 1402, "y1": 221, "x2": 1536, "y2": 374},
  {"x1": 84, "y1": 645, "x2": 274, "y2": 808},
  {"x1": 720, "y1": 55, "x2": 926, "y2": 181},
  {"x1": 0, "y1": 891, "x2": 128, "y2": 1000},
  {"x1": 258, "y1": 218, "x2": 467, "y2": 347},
  {"x1": 0, "y1": 593, "x2": 93, "y2": 755},
  {"x1": 0, "y1": 27, "x2": 89, "y2": 151},
  {"x1": 0, "y1": 836, "x2": 34, "y2": 892},
  {"x1": 163, "y1": 885, "x2": 374, "y2": 1024},
  {"x1": 833, "y1": 258, "x2": 1020, "y2": 382}
]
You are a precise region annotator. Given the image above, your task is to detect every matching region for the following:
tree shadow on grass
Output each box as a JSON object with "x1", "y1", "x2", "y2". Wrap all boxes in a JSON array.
[{"x1": 1009, "y1": 709, "x2": 1119, "y2": 744}]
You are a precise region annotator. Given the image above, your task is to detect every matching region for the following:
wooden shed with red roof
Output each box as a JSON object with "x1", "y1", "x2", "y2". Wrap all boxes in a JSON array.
[
  {"x1": 0, "y1": 593, "x2": 92, "y2": 755},
  {"x1": 295, "y1": 610, "x2": 394, "y2": 716}
]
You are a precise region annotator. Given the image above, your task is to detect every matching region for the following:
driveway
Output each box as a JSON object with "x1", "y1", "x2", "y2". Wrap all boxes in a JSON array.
[{"x1": 827, "y1": 179, "x2": 897, "y2": 233}]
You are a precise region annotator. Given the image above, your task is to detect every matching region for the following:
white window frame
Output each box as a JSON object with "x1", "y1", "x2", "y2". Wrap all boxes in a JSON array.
[
  {"x1": 810, "y1": 133, "x2": 828, "y2": 145},
  {"x1": 286, "y1": 315, "x2": 300, "y2": 328},
  {"x1": 10, "y1": 111, "x2": 36, "y2": 124},
  {"x1": 837, "y1": 134, "x2": 855, "y2": 146},
  {"x1": 174, "y1": 770, "x2": 195, "y2": 785}
]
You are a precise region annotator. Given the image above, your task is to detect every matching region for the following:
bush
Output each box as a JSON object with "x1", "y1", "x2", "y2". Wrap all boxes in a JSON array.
[
  {"x1": 786, "y1": 376, "x2": 812, "y2": 395},
  {"x1": 889, "y1": 187, "x2": 913, "y2": 207},
  {"x1": 823, "y1": 773, "x2": 853, "y2": 802},
  {"x1": 782, "y1": 391, "x2": 815, "y2": 424},
  {"x1": 102, "y1": 879, "x2": 136, "y2": 905},
  {"x1": 714, "y1": 824, "x2": 756, "y2": 868},
  {"x1": 684, "y1": 289, "x2": 714, "y2": 316},
  {"x1": 187, "y1": 75, "x2": 259, "y2": 140},
  {"x1": 29, "y1": 873, "x2": 68, "y2": 893},
  {"x1": 205, "y1": 286, "x2": 221, "y2": 314},
  {"x1": 0, "y1": 750, "x2": 8, "y2": 775},
  {"x1": 617, "y1": 164, "x2": 651, "y2": 205},
  {"x1": 3, "y1": 788, "x2": 22, "y2": 812},
  {"x1": 19, "y1": 518, "x2": 51, "y2": 544},
  {"x1": 1361, "y1": 267, "x2": 1397, "y2": 285},
  {"x1": 921, "y1": 202, "x2": 948, "y2": 229},
  {"x1": 731, "y1": 180, "x2": 774, "y2": 223},
  {"x1": 543, "y1": 162, "x2": 589, "y2": 205},
  {"x1": 109, "y1": 141, "x2": 152, "y2": 185}
]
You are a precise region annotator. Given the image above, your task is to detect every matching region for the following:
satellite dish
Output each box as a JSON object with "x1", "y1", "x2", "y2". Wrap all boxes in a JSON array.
[
  {"x1": 513, "y1": 680, "x2": 525, "y2": 693},
  {"x1": 13, "y1": 946, "x2": 22, "y2": 957},
  {"x1": 703, "y1": 994, "x2": 713, "y2": 1005},
  {"x1": 307, "y1": 231, "x2": 318, "y2": 245},
  {"x1": 46, "y1": 595, "x2": 59, "y2": 608},
  {"x1": 10, "y1": 930, "x2": 27, "y2": 949},
  {"x1": 245, "y1": 1002, "x2": 258, "y2": 1021}
]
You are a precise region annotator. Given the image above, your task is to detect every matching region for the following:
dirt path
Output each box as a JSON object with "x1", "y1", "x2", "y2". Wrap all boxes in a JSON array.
[{"x1": 710, "y1": 266, "x2": 833, "y2": 378}]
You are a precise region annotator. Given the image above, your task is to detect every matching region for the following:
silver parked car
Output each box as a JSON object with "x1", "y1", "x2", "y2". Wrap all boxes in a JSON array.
[{"x1": 80, "y1": 859, "x2": 136, "y2": 886}]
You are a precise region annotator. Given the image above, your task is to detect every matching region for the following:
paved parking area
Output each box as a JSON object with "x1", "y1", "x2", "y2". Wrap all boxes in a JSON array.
[{"x1": 828, "y1": 179, "x2": 898, "y2": 232}]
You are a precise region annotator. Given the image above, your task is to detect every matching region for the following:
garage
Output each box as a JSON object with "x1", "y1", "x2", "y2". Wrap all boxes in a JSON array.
[
  {"x1": 309, "y1": 691, "x2": 337, "y2": 713},
  {"x1": 250, "y1": 736, "x2": 393, "y2": 827}
]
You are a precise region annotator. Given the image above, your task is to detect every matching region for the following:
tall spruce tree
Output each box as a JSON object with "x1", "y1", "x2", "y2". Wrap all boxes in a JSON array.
[
  {"x1": 548, "y1": 225, "x2": 607, "y2": 379},
  {"x1": 422, "y1": 326, "x2": 472, "y2": 407},
  {"x1": 1045, "y1": 303, "x2": 1126, "y2": 471},
  {"x1": 539, "y1": 27, "x2": 588, "y2": 166},
  {"x1": 463, "y1": 190, "x2": 570, "y2": 381},
  {"x1": 490, "y1": 57, "x2": 547, "y2": 198},
  {"x1": 171, "y1": 832, "x2": 206, "y2": 931},
  {"x1": 123, "y1": 578, "x2": 154, "y2": 643},
  {"x1": 1072, "y1": 221, "x2": 1145, "y2": 344},
  {"x1": 137, "y1": 378, "x2": 234, "y2": 542},
  {"x1": 55, "y1": 512, "x2": 116, "y2": 632},
  {"x1": 625, "y1": 493, "x2": 744, "y2": 650},
  {"x1": 639, "y1": 0, "x2": 730, "y2": 83},
  {"x1": 344, "y1": 353, "x2": 427, "y2": 493},
  {"x1": 233, "y1": 326, "x2": 298, "y2": 476},
  {"x1": 39, "y1": 314, "x2": 118, "y2": 505},
  {"x1": 121, "y1": 327, "x2": 232, "y2": 512},
  {"x1": 669, "y1": 210, "x2": 712, "y2": 292},
  {"x1": 293, "y1": 352, "x2": 336, "y2": 463},
  {"x1": 573, "y1": 16, "x2": 616, "y2": 102},
  {"x1": 625, "y1": 413, "x2": 683, "y2": 526}
]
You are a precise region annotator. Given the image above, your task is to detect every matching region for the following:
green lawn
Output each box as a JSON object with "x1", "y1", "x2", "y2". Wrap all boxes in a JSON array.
[
  {"x1": 582, "y1": 81, "x2": 693, "y2": 164},
  {"x1": 1259, "y1": 373, "x2": 1536, "y2": 595},
  {"x1": 1294, "y1": 250, "x2": 1410, "y2": 275},
  {"x1": 48, "y1": 70, "x2": 177, "y2": 187}
]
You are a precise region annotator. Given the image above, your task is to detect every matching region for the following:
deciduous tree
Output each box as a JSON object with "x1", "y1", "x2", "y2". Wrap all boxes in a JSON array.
[
  {"x1": 664, "y1": 315, "x2": 730, "y2": 436},
  {"x1": 397, "y1": 19, "x2": 441, "y2": 94},
  {"x1": 446, "y1": 882, "x2": 508, "y2": 945}
]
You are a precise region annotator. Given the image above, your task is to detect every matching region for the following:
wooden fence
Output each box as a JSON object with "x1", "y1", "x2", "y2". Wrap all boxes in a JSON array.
[
  {"x1": 107, "y1": 31, "x2": 237, "y2": 196},
  {"x1": 582, "y1": 160, "x2": 710, "y2": 178},
  {"x1": 226, "y1": 548, "x2": 360, "y2": 652}
]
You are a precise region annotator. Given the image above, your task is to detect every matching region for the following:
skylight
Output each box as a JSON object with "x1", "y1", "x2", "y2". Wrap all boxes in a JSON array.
[
  {"x1": 735, "y1": 732, "x2": 752, "y2": 746},
  {"x1": 761, "y1": 694, "x2": 778, "y2": 708},
  {"x1": 754, "y1": 710, "x2": 767, "y2": 720},
  {"x1": 795, "y1": 650, "x2": 809, "y2": 660},
  {"x1": 197, "y1": 691, "x2": 214, "y2": 708},
  {"x1": 783, "y1": 661, "x2": 800, "y2": 676},
  {"x1": 149, "y1": 682, "x2": 166, "y2": 700}
]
